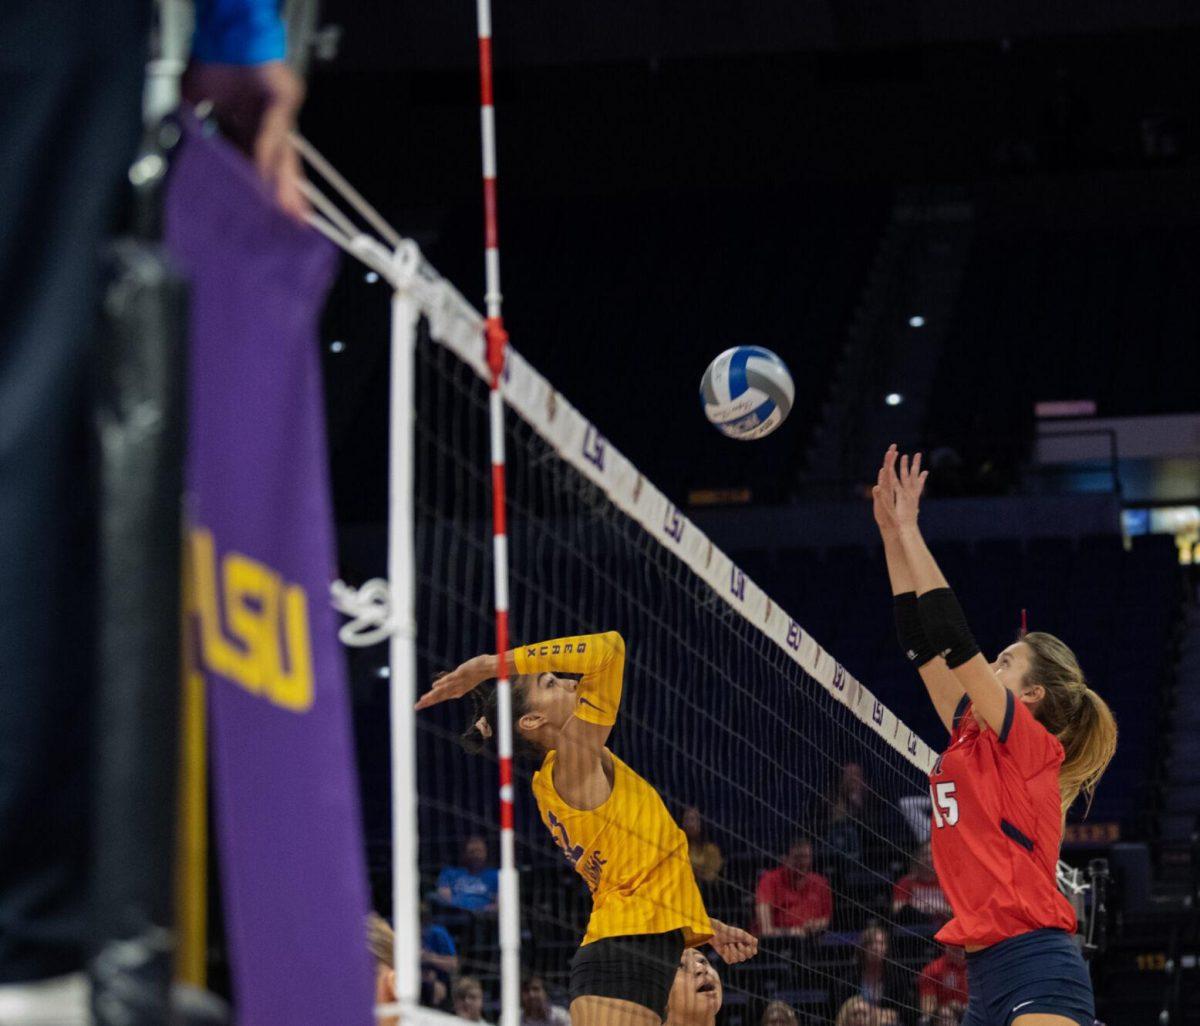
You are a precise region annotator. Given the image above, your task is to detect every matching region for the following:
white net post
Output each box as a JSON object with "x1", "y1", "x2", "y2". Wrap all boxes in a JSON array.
[{"x1": 389, "y1": 278, "x2": 422, "y2": 1013}]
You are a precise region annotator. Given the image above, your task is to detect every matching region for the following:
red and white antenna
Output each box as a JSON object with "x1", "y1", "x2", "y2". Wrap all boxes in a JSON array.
[{"x1": 476, "y1": 3, "x2": 519, "y2": 1026}]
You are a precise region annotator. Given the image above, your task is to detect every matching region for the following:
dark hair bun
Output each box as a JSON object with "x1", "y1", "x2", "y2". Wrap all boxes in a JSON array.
[{"x1": 459, "y1": 686, "x2": 497, "y2": 755}]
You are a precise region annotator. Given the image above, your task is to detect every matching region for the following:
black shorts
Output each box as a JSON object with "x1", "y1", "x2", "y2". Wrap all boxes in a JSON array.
[
  {"x1": 569, "y1": 929, "x2": 685, "y2": 1020},
  {"x1": 963, "y1": 928, "x2": 1095, "y2": 1026}
]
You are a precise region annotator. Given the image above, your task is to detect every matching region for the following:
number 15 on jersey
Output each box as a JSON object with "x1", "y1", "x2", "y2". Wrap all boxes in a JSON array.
[{"x1": 931, "y1": 781, "x2": 959, "y2": 828}]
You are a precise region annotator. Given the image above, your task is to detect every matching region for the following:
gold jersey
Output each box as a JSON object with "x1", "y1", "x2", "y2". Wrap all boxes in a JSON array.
[{"x1": 516, "y1": 632, "x2": 712, "y2": 948}]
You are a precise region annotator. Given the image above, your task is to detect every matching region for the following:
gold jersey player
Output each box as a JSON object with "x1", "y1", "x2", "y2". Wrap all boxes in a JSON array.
[{"x1": 416, "y1": 630, "x2": 758, "y2": 1026}]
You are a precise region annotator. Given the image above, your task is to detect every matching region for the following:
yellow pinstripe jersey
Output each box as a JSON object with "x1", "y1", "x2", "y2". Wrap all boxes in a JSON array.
[{"x1": 516, "y1": 632, "x2": 712, "y2": 947}]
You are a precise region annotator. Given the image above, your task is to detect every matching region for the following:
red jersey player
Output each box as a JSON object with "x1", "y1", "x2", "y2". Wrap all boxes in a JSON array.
[{"x1": 872, "y1": 446, "x2": 1117, "y2": 1026}]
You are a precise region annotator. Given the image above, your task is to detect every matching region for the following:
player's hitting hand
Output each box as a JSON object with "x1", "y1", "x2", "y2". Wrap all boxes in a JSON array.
[
  {"x1": 709, "y1": 919, "x2": 758, "y2": 964},
  {"x1": 414, "y1": 654, "x2": 496, "y2": 710}
]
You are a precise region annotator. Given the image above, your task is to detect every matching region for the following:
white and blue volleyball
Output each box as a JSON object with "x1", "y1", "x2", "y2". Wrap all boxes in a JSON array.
[{"x1": 700, "y1": 346, "x2": 794, "y2": 440}]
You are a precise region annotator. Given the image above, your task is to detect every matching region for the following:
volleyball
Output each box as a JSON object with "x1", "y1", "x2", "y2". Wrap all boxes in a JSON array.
[{"x1": 699, "y1": 346, "x2": 795, "y2": 440}]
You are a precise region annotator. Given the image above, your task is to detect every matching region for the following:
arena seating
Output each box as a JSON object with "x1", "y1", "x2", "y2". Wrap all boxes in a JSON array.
[{"x1": 925, "y1": 225, "x2": 1200, "y2": 479}]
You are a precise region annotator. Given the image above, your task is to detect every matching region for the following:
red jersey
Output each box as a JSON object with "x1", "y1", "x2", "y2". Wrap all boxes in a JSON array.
[
  {"x1": 918, "y1": 953, "x2": 969, "y2": 1005},
  {"x1": 928, "y1": 691, "x2": 1075, "y2": 947},
  {"x1": 754, "y1": 867, "x2": 832, "y2": 930}
]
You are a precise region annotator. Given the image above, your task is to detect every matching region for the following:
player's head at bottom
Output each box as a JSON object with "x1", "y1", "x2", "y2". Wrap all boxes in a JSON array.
[{"x1": 665, "y1": 948, "x2": 722, "y2": 1026}]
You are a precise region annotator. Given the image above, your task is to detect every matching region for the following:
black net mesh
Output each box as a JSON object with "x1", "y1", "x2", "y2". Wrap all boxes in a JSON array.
[{"x1": 403, "y1": 324, "x2": 961, "y2": 1026}]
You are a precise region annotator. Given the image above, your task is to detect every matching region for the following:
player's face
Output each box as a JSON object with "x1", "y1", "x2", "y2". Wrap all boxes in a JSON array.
[
  {"x1": 668, "y1": 949, "x2": 722, "y2": 1022},
  {"x1": 990, "y1": 642, "x2": 1034, "y2": 698},
  {"x1": 523, "y1": 672, "x2": 579, "y2": 728}
]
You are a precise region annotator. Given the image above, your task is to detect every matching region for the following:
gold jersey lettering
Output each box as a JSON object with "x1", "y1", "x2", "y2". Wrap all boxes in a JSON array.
[{"x1": 186, "y1": 527, "x2": 314, "y2": 712}]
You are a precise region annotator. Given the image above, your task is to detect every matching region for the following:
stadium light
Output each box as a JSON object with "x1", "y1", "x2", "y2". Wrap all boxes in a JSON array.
[
  {"x1": 908, "y1": 315, "x2": 925, "y2": 327},
  {"x1": 885, "y1": 392, "x2": 903, "y2": 406}
]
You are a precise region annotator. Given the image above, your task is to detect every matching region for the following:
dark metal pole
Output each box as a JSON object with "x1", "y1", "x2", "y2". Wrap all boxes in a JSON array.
[{"x1": 89, "y1": 117, "x2": 188, "y2": 1026}]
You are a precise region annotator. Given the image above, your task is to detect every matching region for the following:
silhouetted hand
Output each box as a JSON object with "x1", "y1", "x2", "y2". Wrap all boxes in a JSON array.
[{"x1": 183, "y1": 60, "x2": 308, "y2": 220}]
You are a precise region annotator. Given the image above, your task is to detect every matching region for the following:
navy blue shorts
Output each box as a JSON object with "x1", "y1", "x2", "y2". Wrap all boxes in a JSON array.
[{"x1": 963, "y1": 929, "x2": 1095, "y2": 1026}]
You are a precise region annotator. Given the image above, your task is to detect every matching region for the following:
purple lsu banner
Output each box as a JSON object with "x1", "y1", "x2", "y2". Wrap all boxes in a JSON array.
[{"x1": 166, "y1": 114, "x2": 374, "y2": 1024}]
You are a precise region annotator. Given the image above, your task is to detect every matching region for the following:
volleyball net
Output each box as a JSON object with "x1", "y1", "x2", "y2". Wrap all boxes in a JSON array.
[
  {"x1": 307, "y1": 155, "x2": 970, "y2": 1024},
  {"x1": 405, "y1": 311, "x2": 953, "y2": 1026}
]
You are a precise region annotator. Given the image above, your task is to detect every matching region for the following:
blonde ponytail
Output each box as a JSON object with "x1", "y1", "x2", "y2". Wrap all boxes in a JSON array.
[
  {"x1": 1021, "y1": 632, "x2": 1118, "y2": 819},
  {"x1": 1057, "y1": 686, "x2": 1118, "y2": 817}
]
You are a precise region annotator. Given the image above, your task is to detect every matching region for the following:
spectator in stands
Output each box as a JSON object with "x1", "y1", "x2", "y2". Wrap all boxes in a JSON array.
[
  {"x1": 436, "y1": 835, "x2": 499, "y2": 913},
  {"x1": 665, "y1": 948, "x2": 722, "y2": 1026},
  {"x1": 520, "y1": 975, "x2": 569, "y2": 1026},
  {"x1": 932, "y1": 1004, "x2": 965, "y2": 1026},
  {"x1": 836, "y1": 763, "x2": 867, "y2": 816},
  {"x1": 369, "y1": 909, "x2": 458, "y2": 1014},
  {"x1": 682, "y1": 804, "x2": 736, "y2": 922},
  {"x1": 453, "y1": 976, "x2": 486, "y2": 1022},
  {"x1": 755, "y1": 838, "x2": 832, "y2": 937},
  {"x1": 834, "y1": 996, "x2": 880, "y2": 1026},
  {"x1": 820, "y1": 763, "x2": 866, "y2": 865},
  {"x1": 760, "y1": 1001, "x2": 798, "y2": 1026},
  {"x1": 847, "y1": 923, "x2": 901, "y2": 1024},
  {"x1": 917, "y1": 946, "x2": 968, "y2": 1025},
  {"x1": 891, "y1": 843, "x2": 952, "y2": 924},
  {"x1": 367, "y1": 912, "x2": 399, "y2": 1026},
  {"x1": 681, "y1": 806, "x2": 724, "y2": 884},
  {"x1": 421, "y1": 900, "x2": 459, "y2": 1005},
  {"x1": 821, "y1": 763, "x2": 911, "y2": 885}
]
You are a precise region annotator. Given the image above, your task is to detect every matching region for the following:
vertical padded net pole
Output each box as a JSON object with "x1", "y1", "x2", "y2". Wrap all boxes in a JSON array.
[{"x1": 475, "y1": 4, "x2": 520, "y2": 1026}]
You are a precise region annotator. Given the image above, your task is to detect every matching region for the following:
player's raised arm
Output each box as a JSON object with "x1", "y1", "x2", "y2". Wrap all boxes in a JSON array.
[
  {"x1": 887, "y1": 452, "x2": 1009, "y2": 736},
  {"x1": 414, "y1": 629, "x2": 624, "y2": 726},
  {"x1": 873, "y1": 446, "x2": 966, "y2": 733},
  {"x1": 416, "y1": 631, "x2": 627, "y2": 807},
  {"x1": 511, "y1": 630, "x2": 626, "y2": 734},
  {"x1": 512, "y1": 631, "x2": 625, "y2": 798}
]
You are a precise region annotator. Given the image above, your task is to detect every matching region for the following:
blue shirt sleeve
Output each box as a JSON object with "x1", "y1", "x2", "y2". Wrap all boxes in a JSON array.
[
  {"x1": 436, "y1": 867, "x2": 460, "y2": 891},
  {"x1": 192, "y1": 0, "x2": 286, "y2": 65},
  {"x1": 424, "y1": 924, "x2": 457, "y2": 956},
  {"x1": 483, "y1": 869, "x2": 499, "y2": 899}
]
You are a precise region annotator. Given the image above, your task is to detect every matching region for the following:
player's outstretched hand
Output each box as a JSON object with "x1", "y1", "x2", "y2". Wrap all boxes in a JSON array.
[
  {"x1": 892, "y1": 450, "x2": 928, "y2": 529},
  {"x1": 709, "y1": 919, "x2": 758, "y2": 964},
  {"x1": 871, "y1": 443, "x2": 901, "y2": 535},
  {"x1": 415, "y1": 654, "x2": 495, "y2": 710}
]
